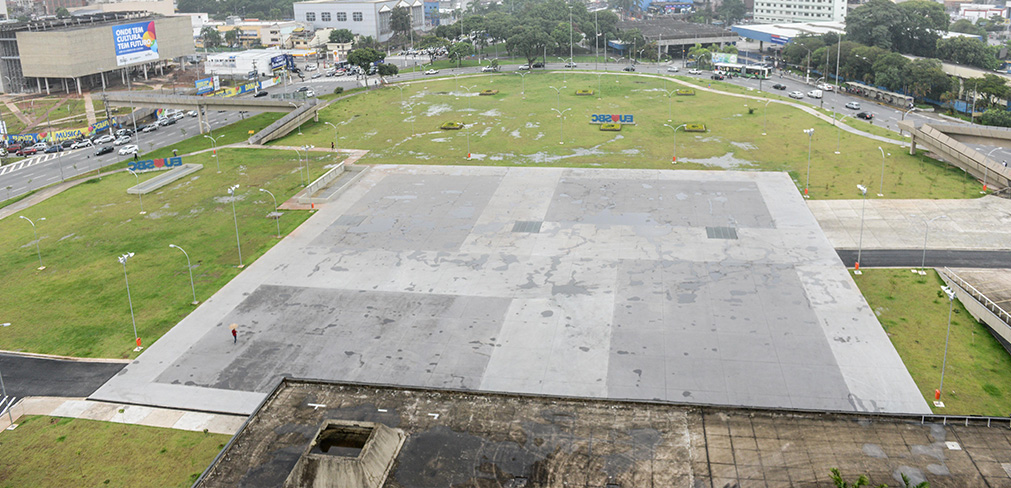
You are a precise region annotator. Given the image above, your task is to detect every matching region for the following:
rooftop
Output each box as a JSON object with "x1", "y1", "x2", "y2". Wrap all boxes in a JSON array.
[{"x1": 615, "y1": 18, "x2": 738, "y2": 41}]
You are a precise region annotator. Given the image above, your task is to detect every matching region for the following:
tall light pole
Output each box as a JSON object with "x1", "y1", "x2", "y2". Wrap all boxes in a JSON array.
[
  {"x1": 19, "y1": 216, "x2": 45, "y2": 270},
  {"x1": 594, "y1": 9, "x2": 599, "y2": 71},
  {"x1": 168, "y1": 244, "x2": 198, "y2": 305},
  {"x1": 937, "y1": 285, "x2": 957, "y2": 404},
  {"x1": 663, "y1": 123, "x2": 686, "y2": 164},
  {"x1": 259, "y1": 188, "x2": 281, "y2": 238},
  {"x1": 877, "y1": 147, "x2": 889, "y2": 196},
  {"x1": 981, "y1": 147, "x2": 999, "y2": 192},
  {"x1": 834, "y1": 114, "x2": 849, "y2": 155},
  {"x1": 549, "y1": 107, "x2": 571, "y2": 144},
  {"x1": 227, "y1": 185, "x2": 244, "y2": 268},
  {"x1": 291, "y1": 147, "x2": 304, "y2": 185},
  {"x1": 548, "y1": 85, "x2": 565, "y2": 113},
  {"x1": 662, "y1": 89, "x2": 676, "y2": 122},
  {"x1": 803, "y1": 128, "x2": 814, "y2": 197},
  {"x1": 763, "y1": 100, "x2": 772, "y2": 136},
  {"x1": 324, "y1": 121, "x2": 339, "y2": 152},
  {"x1": 127, "y1": 169, "x2": 145, "y2": 214},
  {"x1": 517, "y1": 71, "x2": 528, "y2": 98},
  {"x1": 118, "y1": 252, "x2": 141, "y2": 350},
  {"x1": 460, "y1": 84, "x2": 477, "y2": 114},
  {"x1": 855, "y1": 184, "x2": 868, "y2": 274},
  {"x1": 302, "y1": 145, "x2": 313, "y2": 184},
  {"x1": 288, "y1": 102, "x2": 302, "y2": 134},
  {"x1": 568, "y1": 5, "x2": 573, "y2": 73},
  {"x1": 920, "y1": 215, "x2": 947, "y2": 274},
  {"x1": 203, "y1": 134, "x2": 220, "y2": 172},
  {"x1": 395, "y1": 85, "x2": 407, "y2": 112}
]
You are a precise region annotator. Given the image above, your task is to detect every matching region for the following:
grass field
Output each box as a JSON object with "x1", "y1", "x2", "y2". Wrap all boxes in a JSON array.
[
  {"x1": 0, "y1": 416, "x2": 228, "y2": 488},
  {"x1": 0, "y1": 147, "x2": 335, "y2": 358},
  {"x1": 142, "y1": 113, "x2": 283, "y2": 160},
  {"x1": 855, "y1": 269, "x2": 1011, "y2": 416},
  {"x1": 271, "y1": 71, "x2": 978, "y2": 200}
]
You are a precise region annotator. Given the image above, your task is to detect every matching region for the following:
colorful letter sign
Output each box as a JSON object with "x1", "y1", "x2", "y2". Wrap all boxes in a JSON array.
[
  {"x1": 113, "y1": 21, "x2": 159, "y2": 66},
  {"x1": 589, "y1": 114, "x2": 635, "y2": 125},
  {"x1": 128, "y1": 157, "x2": 183, "y2": 172}
]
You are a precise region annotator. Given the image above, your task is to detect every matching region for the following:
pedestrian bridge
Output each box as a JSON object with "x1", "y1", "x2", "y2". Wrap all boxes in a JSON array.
[
  {"x1": 102, "y1": 92, "x2": 314, "y2": 134},
  {"x1": 900, "y1": 121, "x2": 1011, "y2": 193}
]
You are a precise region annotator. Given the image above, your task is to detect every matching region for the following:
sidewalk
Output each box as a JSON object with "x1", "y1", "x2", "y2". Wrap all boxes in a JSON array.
[
  {"x1": 0, "y1": 397, "x2": 246, "y2": 435},
  {"x1": 83, "y1": 92, "x2": 97, "y2": 125}
]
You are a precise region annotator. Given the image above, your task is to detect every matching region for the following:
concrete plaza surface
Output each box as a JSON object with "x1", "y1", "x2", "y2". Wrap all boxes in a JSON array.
[{"x1": 92, "y1": 166, "x2": 929, "y2": 415}]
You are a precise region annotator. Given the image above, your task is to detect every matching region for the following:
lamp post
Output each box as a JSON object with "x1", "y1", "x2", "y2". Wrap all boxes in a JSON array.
[
  {"x1": 855, "y1": 184, "x2": 868, "y2": 274},
  {"x1": 937, "y1": 285, "x2": 956, "y2": 403},
  {"x1": 291, "y1": 147, "x2": 304, "y2": 185},
  {"x1": 168, "y1": 244, "x2": 198, "y2": 305},
  {"x1": 19, "y1": 216, "x2": 45, "y2": 270},
  {"x1": 834, "y1": 114, "x2": 849, "y2": 155},
  {"x1": 201, "y1": 118, "x2": 213, "y2": 138},
  {"x1": 203, "y1": 134, "x2": 220, "y2": 172},
  {"x1": 227, "y1": 185, "x2": 244, "y2": 268},
  {"x1": 877, "y1": 146, "x2": 890, "y2": 196},
  {"x1": 288, "y1": 102, "x2": 302, "y2": 134},
  {"x1": 981, "y1": 147, "x2": 999, "y2": 193},
  {"x1": 324, "y1": 121, "x2": 339, "y2": 152},
  {"x1": 405, "y1": 102, "x2": 416, "y2": 136},
  {"x1": 127, "y1": 169, "x2": 145, "y2": 214},
  {"x1": 548, "y1": 85, "x2": 565, "y2": 113},
  {"x1": 662, "y1": 89, "x2": 676, "y2": 122},
  {"x1": 302, "y1": 145, "x2": 313, "y2": 184},
  {"x1": 118, "y1": 252, "x2": 141, "y2": 350},
  {"x1": 549, "y1": 107, "x2": 571, "y2": 145},
  {"x1": 259, "y1": 188, "x2": 281, "y2": 238},
  {"x1": 517, "y1": 71, "x2": 528, "y2": 97},
  {"x1": 663, "y1": 123, "x2": 687, "y2": 164},
  {"x1": 395, "y1": 85, "x2": 407, "y2": 112},
  {"x1": 465, "y1": 126, "x2": 472, "y2": 159},
  {"x1": 763, "y1": 100, "x2": 772, "y2": 136},
  {"x1": 460, "y1": 84, "x2": 477, "y2": 114},
  {"x1": 920, "y1": 215, "x2": 947, "y2": 274},
  {"x1": 803, "y1": 128, "x2": 814, "y2": 197}
]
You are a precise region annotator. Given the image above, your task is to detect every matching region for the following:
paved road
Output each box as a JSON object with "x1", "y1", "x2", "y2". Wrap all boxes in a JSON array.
[
  {"x1": 0, "y1": 354, "x2": 126, "y2": 398},
  {"x1": 836, "y1": 249, "x2": 1011, "y2": 269}
]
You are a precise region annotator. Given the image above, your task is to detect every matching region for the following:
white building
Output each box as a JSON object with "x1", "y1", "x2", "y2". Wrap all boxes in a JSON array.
[
  {"x1": 292, "y1": 0, "x2": 425, "y2": 43},
  {"x1": 752, "y1": 0, "x2": 846, "y2": 24},
  {"x1": 204, "y1": 49, "x2": 315, "y2": 77},
  {"x1": 957, "y1": 4, "x2": 1007, "y2": 23}
]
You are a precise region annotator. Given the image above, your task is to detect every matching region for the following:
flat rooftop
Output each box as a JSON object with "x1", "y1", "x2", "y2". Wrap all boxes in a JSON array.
[
  {"x1": 92, "y1": 166, "x2": 929, "y2": 415},
  {"x1": 195, "y1": 379, "x2": 1011, "y2": 487}
]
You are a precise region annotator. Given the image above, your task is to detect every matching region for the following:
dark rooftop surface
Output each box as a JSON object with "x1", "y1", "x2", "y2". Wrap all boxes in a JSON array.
[
  {"x1": 615, "y1": 18, "x2": 737, "y2": 41},
  {"x1": 197, "y1": 379, "x2": 1011, "y2": 488}
]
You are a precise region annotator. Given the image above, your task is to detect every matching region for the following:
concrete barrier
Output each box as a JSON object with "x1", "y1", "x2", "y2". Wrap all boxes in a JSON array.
[
  {"x1": 939, "y1": 267, "x2": 1011, "y2": 351},
  {"x1": 248, "y1": 99, "x2": 320, "y2": 145},
  {"x1": 297, "y1": 165, "x2": 370, "y2": 205},
  {"x1": 127, "y1": 164, "x2": 203, "y2": 195},
  {"x1": 902, "y1": 121, "x2": 1011, "y2": 191}
]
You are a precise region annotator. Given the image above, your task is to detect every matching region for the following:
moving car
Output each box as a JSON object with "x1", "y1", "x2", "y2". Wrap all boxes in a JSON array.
[
  {"x1": 806, "y1": 90, "x2": 823, "y2": 99},
  {"x1": 424, "y1": 69, "x2": 439, "y2": 75},
  {"x1": 71, "y1": 139, "x2": 93, "y2": 149},
  {"x1": 817, "y1": 83, "x2": 835, "y2": 91},
  {"x1": 171, "y1": 111, "x2": 185, "y2": 120},
  {"x1": 95, "y1": 146, "x2": 114, "y2": 156},
  {"x1": 666, "y1": 66, "x2": 679, "y2": 72},
  {"x1": 254, "y1": 90, "x2": 269, "y2": 97},
  {"x1": 158, "y1": 117, "x2": 176, "y2": 126},
  {"x1": 688, "y1": 68, "x2": 701, "y2": 74},
  {"x1": 311, "y1": 73, "x2": 322, "y2": 79},
  {"x1": 532, "y1": 62, "x2": 545, "y2": 68},
  {"x1": 118, "y1": 144, "x2": 139, "y2": 155},
  {"x1": 304, "y1": 89, "x2": 316, "y2": 97},
  {"x1": 518, "y1": 64, "x2": 531, "y2": 70},
  {"x1": 845, "y1": 101, "x2": 861, "y2": 110},
  {"x1": 481, "y1": 65, "x2": 498, "y2": 72},
  {"x1": 94, "y1": 134, "x2": 115, "y2": 144},
  {"x1": 856, "y1": 111, "x2": 874, "y2": 120},
  {"x1": 563, "y1": 62, "x2": 577, "y2": 68},
  {"x1": 114, "y1": 135, "x2": 132, "y2": 145},
  {"x1": 789, "y1": 91, "x2": 804, "y2": 99},
  {"x1": 141, "y1": 124, "x2": 158, "y2": 133},
  {"x1": 772, "y1": 83, "x2": 787, "y2": 90},
  {"x1": 187, "y1": 110, "x2": 198, "y2": 117},
  {"x1": 44, "y1": 145, "x2": 63, "y2": 153},
  {"x1": 622, "y1": 65, "x2": 635, "y2": 72},
  {"x1": 711, "y1": 73, "x2": 724, "y2": 80},
  {"x1": 16, "y1": 147, "x2": 37, "y2": 156}
]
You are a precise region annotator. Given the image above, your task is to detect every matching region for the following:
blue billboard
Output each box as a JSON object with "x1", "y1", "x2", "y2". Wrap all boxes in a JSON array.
[{"x1": 113, "y1": 21, "x2": 159, "y2": 67}]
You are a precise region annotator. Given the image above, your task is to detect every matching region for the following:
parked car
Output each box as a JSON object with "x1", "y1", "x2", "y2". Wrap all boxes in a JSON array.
[
  {"x1": 16, "y1": 147, "x2": 37, "y2": 156},
  {"x1": 141, "y1": 124, "x2": 158, "y2": 133},
  {"x1": 806, "y1": 89, "x2": 823, "y2": 99},
  {"x1": 856, "y1": 111, "x2": 874, "y2": 120},
  {"x1": 424, "y1": 69, "x2": 440, "y2": 75},
  {"x1": 114, "y1": 135, "x2": 132, "y2": 145},
  {"x1": 6, "y1": 144, "x2": 22, "y2": 153},
  {"x1": 845, "y1": 101, "x2": 861, "y2": 110},
  {"x1": 94, "y1": 134, "x2": 115, "y2": 144},
  {"x1": 666, "y1": 66, "x2": 679, "y2": 72},
  {"x1": 254, "y1": 90, "x2": 269, "y2": 97},
  {"x1": 711, "y1": 73, "x2": 725, "y2": 80},
  {"x1": 789, "y1": 91, "x2": 804, "y2": 99},
  {"x1": 688, "y1": 68, "x2": 701, "y2": 74},
  {"x1": 118, "y1": 144, "x2": 139, "y2": 155},
  {"x1": 60, "y1": 140, "x2": 76, "y2": 148},
  {"x1": 532, "y1": 62, "x2": 545, "y2": 68},
  {"x1": 772, "y1": 83, "x2": 787, "y2": 90},
  {"x1": 95, "y1": 146, "x2": 114, "y2": 156},
  {"x1": 44, "y1": 145, "x2": 63, "y2": 153},
  {"x1": 30, "y1": 142, "x2": 48, "y2": 151},
  {"x1": 71, "y1": 139, "x2": 93, "y2": 149}
]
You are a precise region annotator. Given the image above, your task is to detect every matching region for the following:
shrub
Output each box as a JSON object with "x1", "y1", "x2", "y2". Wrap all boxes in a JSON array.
[
  {"x1": 333, "y1": 86, "x2": 344, "y2": 95},
  {"x1": 600, "y1": 123, "x2": 621, "y2": 131},
  {"x1": 440, "y1": 121, "x2": 464, "y2": 130},
  {"x1": 675, "y1": 89, "x2": 695, "y2": 96},
  {"x1": 479, "y1": 89, "x2": 499, "y2": 96},
  {"x1": 576, "y1": 89, "x2": 594, "y2": 96},
  {"x1": 685, "y1": 123, "x2": 706, "y2": 132}
]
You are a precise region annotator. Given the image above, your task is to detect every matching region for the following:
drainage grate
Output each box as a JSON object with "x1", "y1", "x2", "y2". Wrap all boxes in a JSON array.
[
  {"x1": 512, "y1": 221, "x2": 542, "y2": 233},
  {"x1": 706, "y1": 226, "x2": 738, "y2": 240},
  {"x1": 335, "y1": 215, "x2": 366, "y2": 226}
]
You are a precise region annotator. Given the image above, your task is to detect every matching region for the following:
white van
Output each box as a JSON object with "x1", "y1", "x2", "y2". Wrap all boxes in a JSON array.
[{"x1": 807, "y1": 89, "x2": 823, "y2": 99}]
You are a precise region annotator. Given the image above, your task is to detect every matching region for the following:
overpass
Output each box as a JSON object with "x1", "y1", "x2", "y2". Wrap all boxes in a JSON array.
[
  {"x1": 102, "y1": 92, "x2": 309, "y2": 134},
  {"x1": 900, "y1": 120, "x2": 1011, "y2": 193}
]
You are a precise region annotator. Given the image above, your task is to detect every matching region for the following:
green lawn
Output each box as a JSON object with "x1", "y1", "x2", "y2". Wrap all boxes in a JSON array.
[
  {"x1": 271, "y1": 72, "x2": 978, "y2": 200},
  {"x1": 143, "y1": 112, "x2": 283, "y2": 159},
  {"x1": 854, "y1": 269, "x2": 1011, "y2": 416},
  {"x1": 0, "y1": 416, "x2": 228, "y2": 488},
  {"x1": 0, "y1": 147, "x2": 335, "y2": 358}
]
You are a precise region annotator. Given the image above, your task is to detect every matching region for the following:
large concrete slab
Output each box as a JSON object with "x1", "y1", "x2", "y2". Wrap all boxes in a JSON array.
[{"x1": 92, "y1": 166, "x2": 930, "y2": 415}]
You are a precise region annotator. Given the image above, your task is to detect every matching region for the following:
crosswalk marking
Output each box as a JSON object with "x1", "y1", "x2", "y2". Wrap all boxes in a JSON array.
[{"x1": 0, "y1": 150, "x2": 74, "y2": 176}]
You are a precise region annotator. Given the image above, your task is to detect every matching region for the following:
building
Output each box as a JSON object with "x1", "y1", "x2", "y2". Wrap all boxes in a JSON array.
[
  {"x1": 614, "y1": 18, "x2": 740, "y2": 58},
  {"x1": 37, "y1": 0, "x2": 87, "y2": 16},
  {"x1": 0, "y1": 12, "x2": 194, "y2": 94},
  {"x1": 957, "y1": 3, "x2": 1008, "y2": 23},
  {"x1": 292, "y1": 0, "x2": 425, "y2": 43},
  {"x1": 752, "y1": 0, "x2": 846, "y2": 24},
  {"x1": 206, "y1": 19, "x2": 304, "y2": 48},
  {"x1": 732, "y1": 21, "x2": 845, "y2": 51},
  {"x1": 204, "y1": 48, "x2": 315, "y2": 78},
  {"x1": 68, "y1": 0, "x2": 174, "y2": 16}
]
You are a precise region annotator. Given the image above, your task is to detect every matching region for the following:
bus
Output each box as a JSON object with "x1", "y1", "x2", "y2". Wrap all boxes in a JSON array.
[{"x1": 714, "y1": 62, "x2": 771, "y2": 79}]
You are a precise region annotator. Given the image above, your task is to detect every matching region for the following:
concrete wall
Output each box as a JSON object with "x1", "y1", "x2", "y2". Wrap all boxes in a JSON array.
[
  {"x1": 17, "y1": 15, "x2": 194, "y2": 78},
  {"x1": 902, "y1": 121, "x2": 1011, "y2": 191}
]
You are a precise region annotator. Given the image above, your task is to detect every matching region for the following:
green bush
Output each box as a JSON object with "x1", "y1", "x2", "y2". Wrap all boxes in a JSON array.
[
  {"x1": 979, "y1": 108, "x2": 1011, "y2": 128},
  {"x1": 440, "y1": 121, "x2": 464, "y2": 130},
  {"x1": 576, "y1": 89, "x2": 594, "y2": 96},
  {"x1": 600, "y1": 123, "x2": 621, "y2": 131},
  {"x1": 479, "y1": 89, "x2": 499, "y2": 96},
  {"x1": 685, "y1": 123, "x2": 706, "y2": 132},
  {"x1": 333, "y1": 86, "x2": 344, "y2": 95}
]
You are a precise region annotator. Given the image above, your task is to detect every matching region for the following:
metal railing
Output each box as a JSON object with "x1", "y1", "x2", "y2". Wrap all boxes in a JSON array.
[
  {"x1": 919, "y1": 413, "x2": 1011, "y2": 429},
  {"x1": 941, "y1": 267, "x2": 1011, "y2": 328}
]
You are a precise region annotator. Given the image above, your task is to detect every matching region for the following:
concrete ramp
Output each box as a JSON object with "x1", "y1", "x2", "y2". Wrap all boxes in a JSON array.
[{"x1": 901, "y1": 121, "x2": 1011, "y2": 191}]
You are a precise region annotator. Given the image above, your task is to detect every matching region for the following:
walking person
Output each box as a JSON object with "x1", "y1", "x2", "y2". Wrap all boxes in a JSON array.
[{"x1": 230, "y1": 323, "x2": 238, "y2": 343}]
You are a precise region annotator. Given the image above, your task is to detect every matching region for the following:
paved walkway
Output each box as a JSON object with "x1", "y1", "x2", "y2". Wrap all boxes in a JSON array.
[
  {"x1": 83, "y1": 92, "x2": 97, "y2": 125},
  {"x1": 809, "y1": 195, "x2": 1011, "y2": 250},
  {"x1": 2, "y1": 96, "x2": 30, "y2": 126},
  {"x1": 0, "y1": 397, "x2": 246, "y2": 435}
]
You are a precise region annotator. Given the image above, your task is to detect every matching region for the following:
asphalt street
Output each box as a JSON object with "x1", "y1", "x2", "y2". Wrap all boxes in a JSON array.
[
  {"x1": 836, "y1": 249, "x2": 1011, "y2": 269},
  {"x1": 0, "y1": 354, "x2": 126, "y2": 398}
]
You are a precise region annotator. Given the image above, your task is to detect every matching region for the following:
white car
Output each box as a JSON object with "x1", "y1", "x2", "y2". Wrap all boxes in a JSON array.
[
  {"x1": 845, "y1": 101, "x2": 861, "y2": 110},
  {"x1": 424, "y1": 69, "x2": 439, "y2": 75},
  {"x1": 818, "y1": 83, "x2": 835, "y2": 91},
  {"x1": 789, "y1": 91, "x2": 804, "y2": 99},
  {"x1": 688, "y1": 68, "x2": 701, "y2": 74},
  {"x1": 187, "y1": 110, "x2": 198, "y2": 117},
  {"x1": 481, "y1": 65, "x2": 498, "y2": 72},
  {"x1": 304, "y1": 64, "x2": 317, "y2": 71},
  {"x1": 118, "y1": 144, "x2": 139, "y2": 155},
  {"x1": 141, "y1": 124, "x2": 158, "y2": 133},
  {"x1": 31, "y1": 142, "x2": 48, "y2": 151},
  {"x1": 71, "y1": 139, "x2": 93, "y2": 149},
  {"x1": 807, "y1": 90, "x2": 823, "y2": 99},
  {"x1": 518, "y1": 64, "x2": 531, "y2": 70},
  {"x1": 94, "y1": 134, "x2": 115, "y2": 144},
  {"x1": 171, "y1": 111, "x2": 185, "y2": 120},
  {"x1": 667, "y1": 66, "x2": 679, "y2": 72},
  {"x1": 113, "y1": 135, "x2": 132, "y2": 145}
]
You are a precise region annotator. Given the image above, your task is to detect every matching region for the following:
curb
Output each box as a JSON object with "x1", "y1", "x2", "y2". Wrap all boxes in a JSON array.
[{"x1": 0, "y1": 349, "x2": 132, "y2": 364}]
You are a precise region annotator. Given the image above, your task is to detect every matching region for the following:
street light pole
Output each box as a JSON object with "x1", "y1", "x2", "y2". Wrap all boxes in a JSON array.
[
  {"x1": 460, "y1": 84, "x2": 477, "y2": 114},
  {"x1": 168, "y1": 244, "x2": 199, "y2": 305},
  {"x1": 0, "y1": 344, "x2": 13, "y2": 426},
  {"x1": 259, "y1": 188, "x2": 281, "y2": 238},
  {"x1": 288, "y1": 102, "x2": 302, "y2": 134},
  {"x1": 517, "y1": 72, "x2": 528, "y2": 97},
  {"x1": 920, "y1": 215, "x2": 947, "y2": 273},
  {"x1": 118, "y1": 252, "x2": 140, "y2": 349},
  {"x1": 937, "y1": 285, "x2": 956, "y2": 403},
  {"x1": 663, "y1": 123, "x2": 687, "y2": 163},
  {"x1": 855, "y1": 184, "x2": 868, "y2": 274},
  {"x1": 548, "y1": 85, "x2": 565, "y2": 113},
  {"x1": 127, "y1": 170, "x2": 145, "y2": 214},
  {"x1": 227, "y1": 185, "x2": 244, "y2": 268},
  {"x1": 835, "y1": 114, "x2": 848, "y2": 155},
  {"x1": 324, "y1": 121, "x2": 339, "y2": 152},
  {"x1": 549, "y1": 107, "x2": 572, "y2": 144},
  {"x1": 19, "y1": 216, "x2": 45, "y2": 270},
  {"x1": 763, "y1": 100, "x2": 772, "y2": 136},
  {"x1": 203, "y1": 134, "x2": 220, "y2": 172},
  {"x1": 981, "y1": 147, "x2": 999, "y2": 192},
  {"x1": 803, "y1": 128, "x2": 814, "y2": 197},
  {"x1": 877, "y1": 146, "x2": 889, "y2": 196},
  {"x1": 291, "y1": 147, "x2": 304, "y2": 185}
]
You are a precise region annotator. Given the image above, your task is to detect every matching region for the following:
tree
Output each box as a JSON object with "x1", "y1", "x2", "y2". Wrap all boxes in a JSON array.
[
  {"x1": 506, "y1": 28, "x2": 551, "y2": 66},
  {"x1": 972, "y1": 74, "x2": 1010, "y2": 108},
  {"x1": 894, "y1": 0, "x2": 947, "y2": 56},
  {"x1": 949, "y1": 18, "x2": 986, "y2": 36},
  {"x1": 329, "y1": 28, "x2": 354, "y2": 44},
  {"x1": 717, "y1": 0, "x2": 746, "y2": 25},
  {"x1": 390, "y1": 6, "x2": 412, "y2": 38},
  {"x1": 201, "y1": 26, "x2": 222, "y2": 49},
  {"x1": 269, "y1": 8, "x2": 281, "y2": 20},
  {"x1": 846, "y1": 0, "x2": 905, "y2": 51},
  {"x1": 782, "y1": 35, "x2": 825, "y2": 67},
  {"x1": 353, "y1": 35, "x2": 380, "y2": 50},
  {"x1": 448, "y1": 41, "x2": 475, "y2": 67},
  {"x1": 904, "y1": 58, "x2": 951, "y2": 100},
  {"x1": 872, "y1": 52, "x2": 909, "y2": 92},
  {"x1": 224, "y1": 28, "x2": 240, "y2": 47},
  {"x1": 688, "y1": 44, "x2": 712, "y2": 69},
  {"x1": 377, "y1": 63, "x2": 399, "y2": 77},
  {"x1": 348, "y1": 47, "x2": 385, "y2": 80},
  {"x1": 417, "y1": 35, "x2": 449, "y2": 63},
  {"x1": 936, "y1": 36, "x2": 1000, "y2": 70},
  {"x1": 55, "y1": 7, "x2": 69, "y2": 18}
]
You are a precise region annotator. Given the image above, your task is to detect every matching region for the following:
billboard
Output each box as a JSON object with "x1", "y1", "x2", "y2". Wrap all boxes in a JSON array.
[
  {"x1": 711, "y1": 52, "x2": 738, "y2": 65},
  {"x1": 113, "y1": 21, "x2": 159, "y2": 66},
  {"x1": 195, "y1": 77, "x2": 215, "y2": 94},
  {"x1": 270, "y1": 54, "x2": 287, "y2": 71}
]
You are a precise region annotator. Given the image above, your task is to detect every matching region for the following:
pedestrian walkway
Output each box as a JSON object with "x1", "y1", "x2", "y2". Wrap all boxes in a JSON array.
[
  {"x1": 83, "y1": 92, "x2": 97, "y2": 125},
  {"x1": 0, "y1": 396, "x2": 246, "y2": 435},
  {"x1": 1, "y1": 97, "x2": 30, "y2": 126}
]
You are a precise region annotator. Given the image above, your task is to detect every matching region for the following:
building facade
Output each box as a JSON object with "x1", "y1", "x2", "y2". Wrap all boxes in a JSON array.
[
  {"x1": 293, "y1": 0, "x2": 425, "y2": 43},
  {"x1": 752, "y1": 0, "x2": 846, "y2": 24}
]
